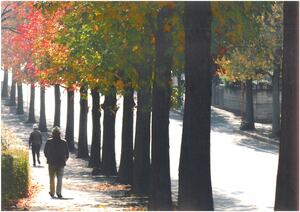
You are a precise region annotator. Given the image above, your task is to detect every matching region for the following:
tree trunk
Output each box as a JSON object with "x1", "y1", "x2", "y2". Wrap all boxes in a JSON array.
[
  {"x1": 117, "y1": 87, "x2": 135, "y2": 185},
  {"x1": 77, "y1": 86, "x2": 89, "y2": 159},
  {"x1": 132, "y1": 70, "x2": 152, "y2": 196},
  {"x1": 149, "y1": 7, "x2": 173, "y2": 211},
  {"x1": 27, "y1": 84, "x2": 36, "y2": 123},
  {"x1": 240, "y1": 82, "x2": 245, "y2": 118},
  {"x1": 240, "y1": 79, "x2": 255, "y2": 130},
  {"x1": 39, "y1": 86, "x2": 47, "y2": 132},
  {"x1": 89, "y1": 89, "x2": 101, "y2": 168},
  {"x1": 272, "y1": 65, "x2": 281, "y2": 137},
  {"x1": 178, "y1": 2, "x2": 214, "y2": 210},
  {"x1": 1, "y1": 68, "x2": 8, "y2": 99},
  {"x1": 9, "y1": 72, "x2": 16, "y2": 106},
  {"x1": 16, "y1": 82, "x2": 24, "y2": 114},
  {"x1": 101, "y1": 92, "x2": 117, "y2": 176},
  {"x1": 275, "y1": 2, "x2": 299, "y2": 211},
  {"x1": 65, "y1": 89, "x2": 75, "y2": 151},
  {"x1": 54, "y1": 84, "x2": 61, "y2": 127}
]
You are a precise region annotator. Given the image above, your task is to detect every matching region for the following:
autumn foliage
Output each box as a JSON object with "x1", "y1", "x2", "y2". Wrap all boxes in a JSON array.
[{"x1": 1, "y1": 2, "x2": 184, "y2": 93}]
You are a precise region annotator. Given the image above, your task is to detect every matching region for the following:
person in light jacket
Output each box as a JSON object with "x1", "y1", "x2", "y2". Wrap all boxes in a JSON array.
[{"x1": 44, "y1": 126, "x2": 69, "y2": 198}]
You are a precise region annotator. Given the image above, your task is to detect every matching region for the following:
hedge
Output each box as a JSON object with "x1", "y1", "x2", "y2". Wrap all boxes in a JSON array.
[{"x1": 1, "y1": 126, "x2": 29, "y2": 210}]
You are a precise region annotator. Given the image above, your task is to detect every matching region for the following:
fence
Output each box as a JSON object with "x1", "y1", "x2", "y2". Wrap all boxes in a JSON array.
[{"x1": 212, "y1": 85, "x2": 280, "y2": 123}]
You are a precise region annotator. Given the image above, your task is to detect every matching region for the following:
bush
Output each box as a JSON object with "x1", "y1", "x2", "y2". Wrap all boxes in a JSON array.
[{"x1": 1, "y1": 127, "x2": 29, "y2": 210}]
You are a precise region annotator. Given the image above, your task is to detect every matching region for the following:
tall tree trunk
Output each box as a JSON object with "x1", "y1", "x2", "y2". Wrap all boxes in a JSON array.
[
  {"x1": 240, "y1": 82, "x2": 245, "y2": 119},
  {"x1": 272, "y1": 66, "x2": 281, "y2": 137},
  {"x1": 9, "y1": 72, "x2": 16, "y2": 106},
  {"x1": 65, "y1": 89, "x2": 75, "y2": 151},
  {"x1": 27, "y1": 84, "x2": 36, "y2": 123},
  {"x1": 275, "y1": 2, "x2": 299, "y2": 211},
  {"x1": 101, "y1": 92, "x2": 117, "y2": 176},
  {"x1": 178, "y1": 2, "x2": 214, "y2": 210},
  {"x1": 132, "y1": 69, "x2": 152, "y2": 196},
  {"x1": 39, "y1": 86, "x2": 47, "y2": 132},
  {"x1": 77, "y1": 86, "x2": 89, "y2": 159},
  {"x1": 240, "y1": 79, "x2": 255, "y2": 130},
  {"x1": 89, "y1": 89, "x2": 101, "y2": 168},
  {"x1": 16, "y1": 82, "x2": 24, "y2": 114},
  {"x1": 54, "y1": 84, "x2": 61, "y2": 127},
  {"x1": 149, "y1": 7, "x2": 173, "y2": 211},
  {"x1": 117, "y1": 87, "x2": 135, "y2": 185},
  {"x1": 2, "y1": 68, "x2": 8, "y2": 99}
]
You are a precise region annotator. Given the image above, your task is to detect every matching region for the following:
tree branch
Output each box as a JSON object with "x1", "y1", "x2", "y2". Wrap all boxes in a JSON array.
[
  {"x1": 1, "y1": 15, "x2": 16, "y2": 22},
  {"x1": 1, "y1": 4, "x2": 11, "y2": 18},
  {"x1": 1, "y1": 26, "x2": 19, "y2": 34}
]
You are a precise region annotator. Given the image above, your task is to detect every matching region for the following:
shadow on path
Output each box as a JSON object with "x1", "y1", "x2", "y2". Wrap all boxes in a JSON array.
[
  {"x1": 213, "y1": 189, "x2": 258, "y2": 211},
  {"x1": 236, "y1": 138, "x2": 278, "y2": 155}
]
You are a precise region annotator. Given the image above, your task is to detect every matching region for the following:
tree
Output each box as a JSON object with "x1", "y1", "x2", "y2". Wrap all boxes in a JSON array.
[
  {"x1": 149, "y1": 5, "x2": 174, "y2": 210},
  {"x1": 27, "y1": 83, "x2": 36, "y2": 123},
  {"x1": 77, "y1": 85, "x2": 89, "y2": 159},
  {"x1": 132, "y1": 65, "x2": 152, "y2": 195},
  {"x1": 213, "y1": 2, "x2": 284, "y2": 133},
  {"x1": 101, "y1": 91, "x2": 118, "y2": 176},
  {"x1": 117, "y1": 87, "x2": 135, "y2": 184},
  {"x1": 65, "y1": 88, "x2": 75, "y2": 151},
  {"x1": 89, "y1": 88, "x2": 101, "y2": 169},
  {"x1": 274, "y1": 2, "x2": 299, "y2": 210},
  {"x1": 1, "y1": 67, "x2": 8, "y2": 99},
  {"x1": 9, "y1": 72, "x2": 16, "y2": 106},
  {"x1": 256, "y1": 2, "x2": 283, "y2": 136},
  {"x1": 178, "y1": 2, "x2": 214, "y2": 210},
  {"x1": 241, "y1": 79, "x2": 254, "y2": 130},
  {"x1": 213, "y1": 2, "x2": 274, "y2": 131},
  {"x1": 54, "y1": 84, "x2": 61, "y2": 127},
  {"x1": 16, "y1": 82, "x2": 24, "y2": 114},
  {"x1": 121, "y1": 3, "x2": 155, "y2": 196},
  {"x1": 1, "y1": 2, "x2": 19, "y2": 33},
  {"x1": 39, "y1": 85, "x2": 47, "y2": 132}
]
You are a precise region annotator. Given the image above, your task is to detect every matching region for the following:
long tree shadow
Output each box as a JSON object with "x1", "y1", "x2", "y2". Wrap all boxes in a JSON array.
[
  {"x1": 213, "y1": 189, "x2": 259, "y2": 211},
  {"x1": 210, "y1": 109, "x2": 241, "y2": 135},
  {"x1": 170, "y1": 180, "x2": 258, "y2": 211},
  {"x1": 170, "y1": 108, "x2": 240, "y2": 135},
  {"x1": 235, "y1": 138, "x2": 279, "y2": 155}
]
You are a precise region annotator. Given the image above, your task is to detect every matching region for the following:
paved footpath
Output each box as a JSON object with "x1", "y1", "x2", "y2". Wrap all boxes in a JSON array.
[
  {"x1": 1, "y1": 102, "x2": 147, "y2": 211},
  {"x1": 209, "y1": 107, "x2": 278, "y2": 211}
]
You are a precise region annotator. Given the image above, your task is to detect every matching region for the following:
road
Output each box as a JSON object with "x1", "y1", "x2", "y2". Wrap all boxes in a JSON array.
[{"x1": 3, "y1": 73, "x2": 279, "y2": 210}]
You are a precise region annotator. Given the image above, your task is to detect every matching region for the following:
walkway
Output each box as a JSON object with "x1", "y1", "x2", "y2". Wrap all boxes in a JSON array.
[{"x1": 1, "y1": 100, "x2": 147, "y2": 211}]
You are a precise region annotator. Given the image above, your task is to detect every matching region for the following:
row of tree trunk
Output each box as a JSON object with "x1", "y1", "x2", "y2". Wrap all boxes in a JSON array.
[
  {"x1": 1, "y1": 2, "x2": 297, "y2": 210},
  {"x1": 2, "y1": 71, "x2": 24, "y2": 115}
]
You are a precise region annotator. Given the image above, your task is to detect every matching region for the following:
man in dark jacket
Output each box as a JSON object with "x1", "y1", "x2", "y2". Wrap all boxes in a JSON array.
[
  {"x1": 44, "y1": 126, "x2": 69, "y2": 198},
  {"x1": 29, "y1": 124, "x2": 42, "y2": 166}
]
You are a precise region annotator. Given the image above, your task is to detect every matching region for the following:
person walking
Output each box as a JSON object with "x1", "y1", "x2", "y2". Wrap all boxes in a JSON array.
[
  {"x1": 44, "y1": 126, "x2": 69, "y2": 198},
  {"x1": 29, "y1": 124, "x2": 42, "y2": 167}
]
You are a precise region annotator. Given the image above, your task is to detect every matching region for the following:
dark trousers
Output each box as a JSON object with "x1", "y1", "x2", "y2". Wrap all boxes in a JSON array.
[{"x1": 32, "y1": 144, "x2": 41, "y2": 165}]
